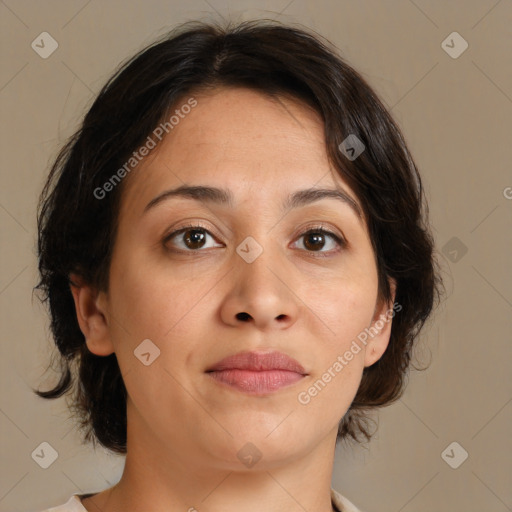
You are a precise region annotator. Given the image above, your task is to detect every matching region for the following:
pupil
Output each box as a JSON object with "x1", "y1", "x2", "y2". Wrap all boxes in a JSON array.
[
  {"x1": 305, "y1": 232, "x2": 324, "y2": 251},
  {"x1": 185, "y1": 229, "x2": 205, "y2": 248}
]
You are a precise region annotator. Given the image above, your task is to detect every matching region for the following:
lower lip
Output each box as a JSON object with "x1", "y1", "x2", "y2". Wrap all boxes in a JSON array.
[{"x1": 207, "y1": 369, "x2": 305, "y2": 394}]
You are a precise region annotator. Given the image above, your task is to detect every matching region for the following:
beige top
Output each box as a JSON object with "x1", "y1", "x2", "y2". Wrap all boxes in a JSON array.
[{"x1": 37, "y1": 488, "x2": 363, "y2": 511}]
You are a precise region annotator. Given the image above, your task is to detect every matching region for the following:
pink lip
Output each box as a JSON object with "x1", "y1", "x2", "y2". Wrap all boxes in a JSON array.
[{"x1": 206, "y1": 351, "x2": 307, "y2": 395}]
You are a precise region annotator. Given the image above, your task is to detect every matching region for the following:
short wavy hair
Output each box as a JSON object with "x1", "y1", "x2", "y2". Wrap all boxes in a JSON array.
[{"x1": 34, "y1": 19, "x2": 443, "y2": 455}]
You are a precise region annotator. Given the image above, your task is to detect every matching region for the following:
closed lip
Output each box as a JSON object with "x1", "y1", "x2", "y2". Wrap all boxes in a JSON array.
[{"x1": 206, "y1": 350, "x2": 307, "y2": 374}]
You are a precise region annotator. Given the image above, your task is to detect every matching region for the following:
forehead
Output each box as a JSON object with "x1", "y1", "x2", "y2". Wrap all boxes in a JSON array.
[{"x1": 120, "y1": 87, "x2": 359, "y2": 214}]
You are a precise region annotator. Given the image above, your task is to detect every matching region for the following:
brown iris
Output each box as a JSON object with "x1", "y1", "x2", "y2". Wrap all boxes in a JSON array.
[
  {"x1": 183, "y1": 228, "x2": 207, "y2": 249},
  {"x1": 302, "y1": 231, "x2": 326, "y2": 251}
]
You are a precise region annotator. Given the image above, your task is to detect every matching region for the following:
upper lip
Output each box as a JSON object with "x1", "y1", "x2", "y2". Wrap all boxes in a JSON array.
[{"x1": 206, "y1": 350, "x2": 307, "y2": 374}]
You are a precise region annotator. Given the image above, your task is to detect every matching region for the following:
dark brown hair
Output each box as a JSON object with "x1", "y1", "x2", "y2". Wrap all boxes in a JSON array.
[{"x1": 34, "y1": 19, "x2": 443, "y2": 455}]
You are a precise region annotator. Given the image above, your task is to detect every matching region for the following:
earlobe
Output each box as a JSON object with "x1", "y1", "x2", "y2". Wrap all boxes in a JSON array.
[
  {"x1": 364, "y1": 278, "x2": 397, "y2": 368},
  {"x1": 69, "y1": 273, "x2": 115, "y2": 356}
]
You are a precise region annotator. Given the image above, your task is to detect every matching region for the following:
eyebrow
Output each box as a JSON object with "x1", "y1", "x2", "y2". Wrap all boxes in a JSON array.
[{"x1": 143, "y1": 184, "x2": 363, "y2": 220}]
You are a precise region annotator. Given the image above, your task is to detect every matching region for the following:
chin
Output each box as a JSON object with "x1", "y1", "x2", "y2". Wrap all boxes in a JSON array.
[{"x1": 204, "y1": 425, "x2": 313, "y2": 470}]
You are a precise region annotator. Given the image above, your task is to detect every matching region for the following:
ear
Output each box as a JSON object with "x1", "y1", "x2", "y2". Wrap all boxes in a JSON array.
[
  {"x1": 364, "y1": 278, "x2": 398, "y2": 368},
  {"x1": 69, "y1": 273, "x2": 115, "y2": 356}
]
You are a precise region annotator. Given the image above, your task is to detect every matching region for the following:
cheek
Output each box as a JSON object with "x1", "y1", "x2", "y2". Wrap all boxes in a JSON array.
[
  {"x1": 303, "y1": 262, "x2": 378, "y2": 350},
  {"x1": 297, "y1": 261, "x2": 377, "y2": 410},
  {"x1": 108, "y1": 248, "x2": 213, "y2": 341},
  {"x1": 105, "y1": 253, "x2": 209, "y2": 416},
  {"x1": 308, "y1": 284, "x2": 372, "y2": 383},
  {"x1": 294, "y1": 283, "x2": 372, "y2": 427}
]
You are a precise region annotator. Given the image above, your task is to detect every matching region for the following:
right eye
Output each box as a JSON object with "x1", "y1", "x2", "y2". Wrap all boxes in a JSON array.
[{"x1": 163, "y1": 224, "x2": 224, "y2": 253}]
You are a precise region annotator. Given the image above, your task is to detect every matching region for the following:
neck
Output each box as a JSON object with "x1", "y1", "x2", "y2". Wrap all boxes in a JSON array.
[{"x1": 84, "y1": 405, "x2": 339, "y2": 512}]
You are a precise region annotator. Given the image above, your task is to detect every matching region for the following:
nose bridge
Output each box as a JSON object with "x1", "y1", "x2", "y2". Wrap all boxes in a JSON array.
[
  {"x1": 236, "y1": 238, "x2": 277, "y2": 292},
  {"x1": 220, "y1": 233, "x2": 299, "y2": 330}
]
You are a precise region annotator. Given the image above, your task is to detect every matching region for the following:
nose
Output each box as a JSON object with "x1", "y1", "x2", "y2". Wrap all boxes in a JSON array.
[{"x1": 219, "y1": 248, "x2": 300, "y2": 332}]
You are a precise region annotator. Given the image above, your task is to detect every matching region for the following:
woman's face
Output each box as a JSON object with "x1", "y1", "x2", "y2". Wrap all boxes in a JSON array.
[{"x1": 88, "y1": 87, "x2": 393, "y2": 470}]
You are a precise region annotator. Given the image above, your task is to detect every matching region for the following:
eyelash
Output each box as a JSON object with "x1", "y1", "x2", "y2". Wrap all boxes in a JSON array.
[{"x1": 162, "y1": 223, "x2": 346, "y2": 257}]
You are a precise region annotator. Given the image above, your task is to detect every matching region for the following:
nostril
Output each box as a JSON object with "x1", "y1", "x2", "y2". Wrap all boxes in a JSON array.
[{"x1": 236, "y1": 312, "x2": 251, "y2": 321}]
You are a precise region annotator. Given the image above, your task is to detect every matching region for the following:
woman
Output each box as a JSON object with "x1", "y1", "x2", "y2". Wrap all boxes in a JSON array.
[{"x1": 34, "y1": 19, "x2": 442, "y2": 512}]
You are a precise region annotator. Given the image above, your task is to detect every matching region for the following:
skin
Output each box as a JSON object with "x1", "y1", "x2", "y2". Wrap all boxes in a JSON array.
[{"x1": 71, "y1": 87, "x2": 395, "y2": 512}]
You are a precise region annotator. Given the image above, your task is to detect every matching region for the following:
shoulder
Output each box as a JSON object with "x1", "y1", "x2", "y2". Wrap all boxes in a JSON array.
[
  {"x1": 331, "y1": 488, "x2": 365, "y2": 512},
  {"x1": 34, "y1": 495, "x2": 87, "y2": 512}
]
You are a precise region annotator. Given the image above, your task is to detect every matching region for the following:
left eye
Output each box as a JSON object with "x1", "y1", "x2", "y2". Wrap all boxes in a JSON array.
[{"x1": 292, "y1": 228, "x2": 344, "y2": 253}]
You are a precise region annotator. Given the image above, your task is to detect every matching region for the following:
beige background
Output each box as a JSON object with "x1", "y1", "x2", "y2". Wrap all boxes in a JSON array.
[{"x1": 1, "y1": 1, "x2": 511, "y2": 511}]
